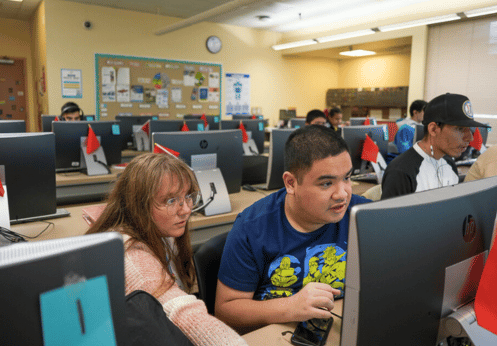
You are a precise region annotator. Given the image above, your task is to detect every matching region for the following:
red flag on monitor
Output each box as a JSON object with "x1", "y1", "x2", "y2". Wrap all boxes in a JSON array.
[
  {"x1": 239, "y1": 122, "x2": 249, "y2": 143},
  {"x1": 141, "y1": 120, "x2": 150, "y2": 136},
  {"x1": 54, "y1": 116, "x2": 59, "y2": 122},
  {"x1": 153, "y1": 143, "x2": 180, "y2": 157},
  {"x1": 469, "y1": 128, "x2": 483, "y2": 151},
  {"x1": 251, "y1": 114, "x2": 257, "y2": 120},
  {"x1": 363, "y1": 117, "x2": 371, "y2": 125},
  {"x1": 361, "y1": 134, "x2": 379, "y2": 163},
  {"x1": 474, "y1": 222, "x2": 497, "y2": 335},
  {"x1": 181, "y1": 122, "x2": 189, "y2": 132},
  {"x1": 0, "y1": 177, "x2": 4, "y2": 197},
  {"x1": 200, "y1": 113, "x2": 208, "y2": 128},
  {"x1": 85, "y1": 124, "x2": 100, "y2": 154}
]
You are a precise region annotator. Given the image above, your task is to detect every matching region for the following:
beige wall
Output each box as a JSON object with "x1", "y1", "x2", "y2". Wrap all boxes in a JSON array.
[
  {"x1": 43, "y1": 0, "x2": 340, "y2": 125},
  {"x1": 0, "y1": 18, "x2": 36, "y2": 131}
]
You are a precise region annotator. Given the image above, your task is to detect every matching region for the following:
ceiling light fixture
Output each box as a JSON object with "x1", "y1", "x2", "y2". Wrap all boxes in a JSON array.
[
  {"x1": 378, "y1": 14, "x2": 460, "y2": 32},
  {"x1": 315, "y1": 29, "x2": 375, "y2": 43},
  {"x1": 272, "y1": 39, "x2": 317, "y2": 51},
  {"x1": 464, "y1": 5, "x2": 497, "y2": 18},
  {"x1": 339, "y1": 49, "x2": 376, "y2": 57}
]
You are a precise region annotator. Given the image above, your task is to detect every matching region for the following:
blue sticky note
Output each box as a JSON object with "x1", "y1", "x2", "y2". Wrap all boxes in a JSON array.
[
  {"x1": 295, "y1": 125, "x2": 301, "y2": 129},
  {"x1": 197, "y1": 123, "x2": 205, "y2": 131},
  {"x1": 152, "y1": 116, "x2": 158, "y2": 120},
  {"x1": 258, "y1": 122, "x2": 264, "y2": 131},
  {"x1": 85, "y1": 116, "x2": 93, "y2": 121},
  {"x1": 214, "y1": 116, "x2": 219, "y2": 123},
  {"x1": 112, "y1": 124, "x2": 120, "y2": 135},
  {"x1": 40, "y1": 275, "x2": 116, "y2": 346}
]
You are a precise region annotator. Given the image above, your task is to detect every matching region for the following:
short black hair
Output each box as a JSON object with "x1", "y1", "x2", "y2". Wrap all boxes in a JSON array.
[
  {"x1": 409, "y1": 100, "x2": 427, "y2": 117},
  {"x1": 305, "y1": 109, "x2": 326, "y2": 124},
  {"x1": 328, "y1": 107, "x2": 342, "y2": 118},
  {"x1": 284, "y1": 125, "x2": 349, "y2": 182},
  {"x1": 61, "y1": 102, "x2": 82, "y2": 116}
]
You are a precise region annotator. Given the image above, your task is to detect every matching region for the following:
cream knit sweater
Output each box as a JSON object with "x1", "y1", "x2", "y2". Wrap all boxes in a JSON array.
[{"x1": 123, "y1": 235, "x2": 247, "y2": 346}]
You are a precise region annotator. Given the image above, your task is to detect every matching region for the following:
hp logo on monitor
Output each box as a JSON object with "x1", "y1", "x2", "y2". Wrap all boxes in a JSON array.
[
  {"x1": 462, "y1": 215, "x2": 476, "y2": 243},
  {"x1": 199, "y1": 140, "x2": 208, "y2": 149}
]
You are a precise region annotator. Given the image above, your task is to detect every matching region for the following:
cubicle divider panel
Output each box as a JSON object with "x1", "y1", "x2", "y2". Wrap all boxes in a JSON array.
[{"x1": 95, "y1": 54, "x2": 222, "y2": 120}]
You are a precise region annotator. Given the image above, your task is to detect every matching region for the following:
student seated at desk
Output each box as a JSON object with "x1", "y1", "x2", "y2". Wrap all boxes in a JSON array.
[
  {"x1": 60, "y1": 101, "x2": 84, "y2": 121},
  {"x1": 381, "y1": 93, "x2": 490, "y2": 200},
  {"x1": 86, "y1": 153, "x2": 246, "y2": 346},
  {"x1": 305, "y1": 109, "x2": 327, "y2": 126},
  {"x1": 325, "y1": 107, "x2": 350, "y2": 132},
  {"x1": 215, "y1": 125, "x2": 370, "y2": 332}
]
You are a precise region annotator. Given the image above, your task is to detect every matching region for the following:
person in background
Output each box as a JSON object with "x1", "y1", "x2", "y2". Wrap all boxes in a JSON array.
[
  {"x1": 464, "y1": 144, "x2": 497, "y2": 182},
  {"x1": 396, "y1": 99, "x2": 428, "y2": 128},
  {"x1": 305, "y1": 109, "x2": 327, "y2": 126},
  {"x1": 215, "y1": 125, "x2": 370, "y2": 332},
  {"x1": 60, "y1": 101, "x2": 83, "y2": 121},
  {"x1": 326, "y1": 107, "x2": 349, "y2": 131},
  {"x1": 381, "y1": 93, "x2": 490, "y2": 200},
  {"x1": 86, "y1": 153, "x2": 246, "y2": 346}
]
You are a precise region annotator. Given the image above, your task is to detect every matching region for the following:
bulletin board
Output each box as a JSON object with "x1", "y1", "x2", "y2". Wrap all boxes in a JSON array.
[
  {"x1": 95, "y1": 54, "x2": 222, "y2": 120},
  {"x1": 326, "y1": 86, "x2": 408, "y2": 108}
]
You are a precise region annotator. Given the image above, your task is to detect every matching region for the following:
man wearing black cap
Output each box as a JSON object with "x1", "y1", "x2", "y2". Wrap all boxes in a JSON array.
[{"x1": 381, "y1": 93, "x2": 490, "y2": 200}]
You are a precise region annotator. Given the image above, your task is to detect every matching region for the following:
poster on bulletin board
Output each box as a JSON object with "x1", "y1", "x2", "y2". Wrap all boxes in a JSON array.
[
  {"x1": 94, "y1": 54, "x2": 222, "y2": 120},
  {"x1": 225, "y1": 73, "x2": 250, "y2": 115},
  {"x1": 61, "y1": 69, "x2": 83, "y2": 98}
]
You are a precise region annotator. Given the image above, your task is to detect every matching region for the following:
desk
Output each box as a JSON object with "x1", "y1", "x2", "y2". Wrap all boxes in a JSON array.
[
  {"x1": 55, "y1": 167, "x2": 122, "y2": 205},
  {"x1": 243, "y1": 300, "x2": 343, "y2": 346}
]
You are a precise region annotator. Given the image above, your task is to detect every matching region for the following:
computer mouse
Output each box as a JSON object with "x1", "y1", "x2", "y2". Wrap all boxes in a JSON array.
[{"x1": 242, "y1": 184, "x2": 257, "y2": 192}]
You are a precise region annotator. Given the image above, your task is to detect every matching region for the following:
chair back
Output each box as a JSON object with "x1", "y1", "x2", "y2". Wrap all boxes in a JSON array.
[{"x1": 193, "y1": 232, "x2": 228, "y2": 315}]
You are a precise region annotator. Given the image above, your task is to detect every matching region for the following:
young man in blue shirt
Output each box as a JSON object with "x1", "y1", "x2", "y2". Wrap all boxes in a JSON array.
[{"x1": 215, "y1": 125, "x2": 370, "y2": 331}]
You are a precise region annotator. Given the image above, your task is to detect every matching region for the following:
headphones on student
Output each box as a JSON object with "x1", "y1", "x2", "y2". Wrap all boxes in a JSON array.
[{"x1": 60, "y1": 102, "x2": 84, "y2": 120}]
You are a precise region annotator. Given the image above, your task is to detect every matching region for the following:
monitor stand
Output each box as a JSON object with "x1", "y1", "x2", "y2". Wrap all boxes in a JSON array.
[
  {"x1": 194, "y1": 168, "x2": 231, "y2": 216},
  {"x1": 10, "y1": 208, "x2": 71, "y2": 225},
  {"x1": 444, "y1": 301, "x2": 497, "y2": 344}
]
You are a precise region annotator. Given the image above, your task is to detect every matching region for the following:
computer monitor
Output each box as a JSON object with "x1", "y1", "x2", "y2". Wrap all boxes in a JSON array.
[
  {"x1": 0, "y1": 233, "x2": 126, "y2": 346},
  {"x1": 184, "y1": 115, "x2": 221, "y2": 130},
  {"x1": 115, "y1": 115, "x2": 157, "y2": 149},
  {"x1": 41, "y1": 115, "x2": 96, "y2": 132},
  {"x1": 0, "y1": 132, "x2": 61, "y2": 224},
  {"x1": 0, "y1": 120, "x2": 26, "y2": 133},
  {"x1": 341, "y1": 125, "x2": 389, "y2": 175},
  {"x1": 414, "y1": 123, "x2": 424, "y2": 142},
  {"x1": 342, "y1": 176, "x2": 497, "y2": 345},
  {"x1": 288, "y1": 118, "x2": 306, "y2": 129},
  {"x1": 52, "y1": 121, "x2": 122, "y2": 172},
  {"x1": 220, "y1": 120, "x2": 266, "y2": 154},
  {"x1": 264, "y1": 128, "x2": 295, "y2": 190},
  {"x1": 152, "y1": 130, "x2": 243, "y2": 194},
  {"x1": 349, "y1": 117, "x2": 378, "y2": 126},
  {"x1": 232, "y1": 114, "x2": 264, "y2": 120},
  {"x1": 149, "y1": 119, "x2": 205, "y2": 147}
]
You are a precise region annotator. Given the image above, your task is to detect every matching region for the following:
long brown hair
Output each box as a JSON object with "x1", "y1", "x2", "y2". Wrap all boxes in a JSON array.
[{"x1": 86, "y1": 153, "x2": 199, "y2": 294}]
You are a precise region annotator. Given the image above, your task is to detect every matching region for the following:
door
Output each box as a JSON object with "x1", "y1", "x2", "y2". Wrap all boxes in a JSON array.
[{"x1": 0, "y1": 58, "x2": 27, "y2": 123}]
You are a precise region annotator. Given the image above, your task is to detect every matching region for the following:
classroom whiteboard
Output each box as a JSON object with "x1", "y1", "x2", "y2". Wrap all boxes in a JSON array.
[{"x1": 94, "y1": 54, "x2": 222, "y2": 120}]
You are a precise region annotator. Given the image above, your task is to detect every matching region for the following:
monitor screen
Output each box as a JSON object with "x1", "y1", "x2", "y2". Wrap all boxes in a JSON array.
[
  {"x1": 52, "y1": 121, "x2": 122, "y2": 172},
  {"x1": 0, "y1": 132, "x2": 57, "y2": 223},
  {"x1": 220, "y1": 120, "x2": 266, "y2": 154},
  {"x1": 41, "y1": 116, "x2": 96, "y2": 132},
  {"x1": 341, "y1": 125, "x2": 389, "y2": 175},
  {"x1": 115, "y1": 115, "x2": 157, "y2": 149},
  {"x1": 184, "y1": 115, "x2": 221, "y2": 130},
  {"x1": 349, "y1": 117, "x2": 377, "y2": 126},
  {"x1": 342, "y1": 176, "x2": 497, "y2": 345},
  {"x1": 289, "y1": 118, "x2": 306, "y2": 129},
  {"x1": 414, "y1": 123, "x2": 424, "y2": 142},
  {"x1": 265, "y1": 128, "x2": 295, "y2": 190},
  {"x1": 152, "y1": 130, "x2": 243, "y2": 194},
  {"x1": 232, "y1": 115, "x2": 264, "y2": 120},
  {"x1": 149, "y1": 119, "x2": 205, "y2": 147},
  {"x1": 0, "y1": 233, "x2": 126, "y2": 346},
  {"x1": 0, "y1": 120, "x2": 26, "y2": 133}
]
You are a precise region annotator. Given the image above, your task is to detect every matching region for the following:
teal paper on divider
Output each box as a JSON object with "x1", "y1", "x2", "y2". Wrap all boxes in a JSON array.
[{"x1": 40, "y1": 275, "x2": 116, "y2": 346}]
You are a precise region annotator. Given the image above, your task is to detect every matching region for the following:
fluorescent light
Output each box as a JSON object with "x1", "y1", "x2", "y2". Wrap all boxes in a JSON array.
[
  {"x1": 465, "y1": 5, "x2": 497, "y2": 18},
  {"x1": 378, "y1": 14, "x2": 460, "y2": 32},
  {"x1": 7, "y1": 0, "x2": 23, "y2": 2},
  {"x1": 272, "y1": 39, "x2": 317, "y2": 51},
  {"x1": 339, "y1": 50, "x2": 376, "y2": 57},
  {"x1": 315, "y1": 29, "x2": 375, "y2": 43}
]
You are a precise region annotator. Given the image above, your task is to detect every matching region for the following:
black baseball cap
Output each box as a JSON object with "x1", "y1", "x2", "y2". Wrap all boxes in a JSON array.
[{"x1": 422, "y1": 93, "x2": 490, "y2": 128}]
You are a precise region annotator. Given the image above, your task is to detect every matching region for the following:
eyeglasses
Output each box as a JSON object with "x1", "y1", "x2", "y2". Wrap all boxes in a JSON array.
[{"x1": 160, "y1": 191, "x2": 201, "y2": 215}]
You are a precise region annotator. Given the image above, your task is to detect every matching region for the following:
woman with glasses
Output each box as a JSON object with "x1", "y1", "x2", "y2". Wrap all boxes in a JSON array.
[{"x1": 86, "y1": 153, "x2": 246, "y2": 346}]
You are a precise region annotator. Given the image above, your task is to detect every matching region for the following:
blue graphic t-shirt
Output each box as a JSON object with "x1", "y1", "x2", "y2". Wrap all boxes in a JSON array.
[{"x1": 218, "y1": 188, "x2": 370, "y2": 300}]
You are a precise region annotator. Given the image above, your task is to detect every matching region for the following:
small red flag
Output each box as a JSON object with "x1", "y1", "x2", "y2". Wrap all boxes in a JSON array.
[
  {"x1": 54, "y1": 116, "x2": 59, "y2": 121},
  {"x1": 469, "y1": 128, "x2": 483, "y2": 151},
  {"x1": 181, "y1": 122, "x2": 189, "y2": 132},
  {"x1": 153, "y1": 143, "x2": 180, "y2": 157},
  {"x1": 0, "y1": 177, "x2": 5, "y2": 197},
  {"x1": 200, "y1": 113, "x2": 208, "y2": 128},
  {"x1": 475, "y1": 229, "x2": 497, "y2": 335},
  {"x1": 141, "y1": 120, "x2": 150, "y2": 135},
  {"x1": 85, "y1": 125, "x2": 100, "y2": 154},
  {"x1": 251, "y1": 114, "x2": 257, "y2": 120},
  {"x1": 361, "y1": 134, "x2": 379, "y2": 163},
  {"x1": 363, "y1": 117, "x2": 370, "y2": 125},
  {"x1": 324, "y1": 109, "x2": 329, "y2": 118},
  {"x1": 239, "y1": 122, "x2": 249, "y2": 143}
]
